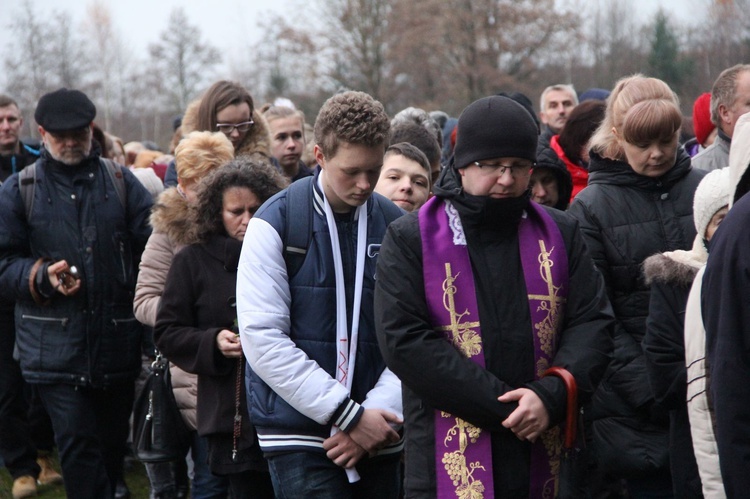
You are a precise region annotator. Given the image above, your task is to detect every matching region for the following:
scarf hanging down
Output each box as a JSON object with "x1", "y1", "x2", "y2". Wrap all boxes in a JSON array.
[
  {"x1": 319, "y1": 175, "x2": 367, "y2": 483},
  {"x1": 419, "y1": 196, "x2": 569, "y2": 498}
]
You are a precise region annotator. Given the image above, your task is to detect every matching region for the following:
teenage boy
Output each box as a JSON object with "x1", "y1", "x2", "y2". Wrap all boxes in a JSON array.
[
  {"x1": 237, "y1": 91, "x2": 404, "y2": 497},
  {"x1": 375, "y1": 142, "x2": 431, "y2": 212}
]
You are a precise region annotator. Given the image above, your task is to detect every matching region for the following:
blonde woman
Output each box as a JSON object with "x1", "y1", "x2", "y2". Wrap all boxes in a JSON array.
[{"x1": 568, "y1": 75, "x2": 705, "y2": 497}]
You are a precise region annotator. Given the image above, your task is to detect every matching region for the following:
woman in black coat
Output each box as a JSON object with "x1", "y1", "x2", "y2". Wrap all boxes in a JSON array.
[
  {"x1": 155, "y1": 159, "x2": 286, "y2": 497},
  {"x1": 568, "y1": 75, "x2": 705, "y2": 498}
]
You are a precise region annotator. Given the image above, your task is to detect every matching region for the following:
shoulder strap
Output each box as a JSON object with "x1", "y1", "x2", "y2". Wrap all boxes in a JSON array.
[
  {"x1": 18, "y1": 160, "x2": 39, "y2": 220},
  {"x1": 284, "y1": 176, "x2": 315, "y2": 279},
  {"x1": 101, "y1": 158, "x2": 127, "y2": 210}
]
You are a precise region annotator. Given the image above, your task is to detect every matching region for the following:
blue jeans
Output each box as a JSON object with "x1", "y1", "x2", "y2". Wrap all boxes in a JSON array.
[
  {"x1": 267, "y1": 451, "x2": 401, "y2": 499},
  {"x1": 191, "y1": 431, "x2": 228, "y2": 499}
]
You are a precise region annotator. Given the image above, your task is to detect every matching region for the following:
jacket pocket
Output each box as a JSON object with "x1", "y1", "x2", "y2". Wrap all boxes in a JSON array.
[
  {"x1": 112, "y1": 232, "x2": 136, "y2": 287},
  {"x1": 17, "y1": 313, "x2": 81, "y2": 374}
]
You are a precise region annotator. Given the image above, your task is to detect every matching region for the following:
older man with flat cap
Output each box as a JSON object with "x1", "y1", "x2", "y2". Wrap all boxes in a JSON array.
[
  {"x1": 375, "y1": 95, "x2": 614, "y2": 497},
  {"x1": 0, "y1": 88, "x2": 153, "y2": 498}
]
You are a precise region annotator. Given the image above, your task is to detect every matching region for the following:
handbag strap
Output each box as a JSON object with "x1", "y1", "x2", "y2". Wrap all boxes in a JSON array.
[{"x1": 543, "y1": 366, "x2": 578, "y2": 449}]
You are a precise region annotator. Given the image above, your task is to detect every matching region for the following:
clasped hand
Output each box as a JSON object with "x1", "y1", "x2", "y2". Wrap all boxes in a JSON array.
[
  {"x1": 323, "y1": 408, "x2": 402, "y2": 468},
  {"x1": 498, "y1": 388, "x2": 550, "y2": 442}
]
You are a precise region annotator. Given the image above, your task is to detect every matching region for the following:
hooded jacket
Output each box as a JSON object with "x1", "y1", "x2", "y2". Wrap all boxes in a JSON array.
[
  {"x1": 700, "y1": 112, "x2": 750, "y2": 497},
  {"x1": 568, "y1": 147, "x2": 704, "y2": 477},
  {"x1": 134, "y1": 186, "x2": 200, "y2": 429},
  {"x1": 0, "y1": 147, "x2": 153, "y2": 385},
  {"x1": 375, "y1": 165, "x2": 614, "y2": 497},
  {"x1": 535, "y1": 135, "x2": 573, "y2": 210}
]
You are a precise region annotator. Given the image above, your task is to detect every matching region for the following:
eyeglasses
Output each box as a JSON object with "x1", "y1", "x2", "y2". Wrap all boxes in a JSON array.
[
  {"x1": 472, "y1": 161, "x2": 534, "y2": 178},
  {"x1": 216, "y1": 120, "x2": 254, "y2": 134}
]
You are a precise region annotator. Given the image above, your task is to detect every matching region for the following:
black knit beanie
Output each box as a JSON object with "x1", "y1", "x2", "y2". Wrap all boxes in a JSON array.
[{"x1": 453, "y1": 95, "x2": 538, "y2": 169}]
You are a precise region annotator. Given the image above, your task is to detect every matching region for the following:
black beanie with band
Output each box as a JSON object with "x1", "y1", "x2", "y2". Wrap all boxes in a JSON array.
[{"x1": 453, "y1": 95, "x2": 538, "y2": 169}]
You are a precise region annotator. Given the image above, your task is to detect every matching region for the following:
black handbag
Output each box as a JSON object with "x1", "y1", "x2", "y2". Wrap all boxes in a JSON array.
[
  {"x1": 132, "y1": 353, "x2": 191, "y2": 462},
  {"x1": 544, "y1": 366, "x2": 588, "y2": 499}
]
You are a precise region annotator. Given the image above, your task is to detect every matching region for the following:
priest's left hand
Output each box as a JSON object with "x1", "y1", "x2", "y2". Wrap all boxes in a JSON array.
[{"x1": 498, "y1": 388, "x2": 550, "y2": 442}]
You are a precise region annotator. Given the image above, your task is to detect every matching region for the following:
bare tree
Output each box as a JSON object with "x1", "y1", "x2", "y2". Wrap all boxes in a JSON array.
[
  {"x1": 317, "y1": 0, "x2": 392, "y2": 99},
  {"x1": 148, "y1": 7, "x2": 221, "y2": 113},
  {"x1": 83, "y1": 0, "x2": 132, "y2": 132},
  {"x1": 3, "y1": 0, "x2": 89, "y2": 137}
]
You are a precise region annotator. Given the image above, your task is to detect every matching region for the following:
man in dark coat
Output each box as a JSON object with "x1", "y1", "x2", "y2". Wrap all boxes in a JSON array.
[
  {"x1": 0, "y1": 88, "x2": 153, "y2": 498},
  {"x1": 0, "y1": 94, "x2": 61, "y2": 498},
  {"x1": 375, "y1": 95, "x2": 613, "y2": 498}
]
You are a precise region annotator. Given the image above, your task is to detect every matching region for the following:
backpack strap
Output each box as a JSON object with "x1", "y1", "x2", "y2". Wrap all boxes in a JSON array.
[
  {"x1": 283, "y1": 176, "x2": 315, "y2": 279},
  {"x1": 101, "y1": 158, "x2": 127, "y2": 210},
  {"x1": 18, "y1": 160, "x2": 39, "y2": 220},
  {"x1": 17, "y1": 159, "x2": 127, "y2": 221}
]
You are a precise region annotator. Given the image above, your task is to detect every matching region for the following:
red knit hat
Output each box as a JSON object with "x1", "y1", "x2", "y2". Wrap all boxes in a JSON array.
[{"x1": 693, "y1": 92, "x2": 714, "y2": 146}]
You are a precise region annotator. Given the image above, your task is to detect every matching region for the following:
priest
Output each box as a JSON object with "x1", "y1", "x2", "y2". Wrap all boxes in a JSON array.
[{"x1": 374, "y1": 95, "x2": 614, "y2": 498}]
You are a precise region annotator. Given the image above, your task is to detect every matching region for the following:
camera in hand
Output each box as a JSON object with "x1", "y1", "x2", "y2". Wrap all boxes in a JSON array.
[{"x1": 57, "y1": 266, "x2": 79, "y2": 289}]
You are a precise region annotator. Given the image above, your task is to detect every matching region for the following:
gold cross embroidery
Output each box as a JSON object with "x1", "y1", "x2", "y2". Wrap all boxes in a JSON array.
[
  {"x1": 437, "y1": 263, "x2": 482, "y2": 359},
  {"x1": 527, "y1": 240, "x2": 566, "y2": 360}
]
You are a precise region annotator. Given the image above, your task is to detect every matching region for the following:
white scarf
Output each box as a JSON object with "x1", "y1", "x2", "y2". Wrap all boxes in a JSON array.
[{"x1": 319, "y1": 174, "x2": 367, "y2": 482}]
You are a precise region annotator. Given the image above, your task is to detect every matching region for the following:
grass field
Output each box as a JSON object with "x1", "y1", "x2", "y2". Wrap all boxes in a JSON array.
[{"x1": 0, "y1": 456, "x2": 152, "y2": 499}]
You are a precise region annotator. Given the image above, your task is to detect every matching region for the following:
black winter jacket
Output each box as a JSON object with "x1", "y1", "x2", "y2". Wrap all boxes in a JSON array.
[
  {"x1": 375, "y1": 166, "x2": 614, "y2": 497},
  {"x1": 155, "y1": 234, "x2": 265, "y2": 473},
  {"x1": 0, "y1": 141, "x2": 39, "y2": 182},
  {"x1": 0, "y1": 148, "x2": 153, "y2": 386},
  {"x1": 535, "y1": 135, "x2": 573, "y2": 210},
  {"x1": 567, "y1": 148, "x2": 704, "y2": 477}
]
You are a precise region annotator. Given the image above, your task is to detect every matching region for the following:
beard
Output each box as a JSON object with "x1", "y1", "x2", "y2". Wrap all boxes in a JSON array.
[{"x1": 48, "y1": 144, "x2": 92, "y2": 165}]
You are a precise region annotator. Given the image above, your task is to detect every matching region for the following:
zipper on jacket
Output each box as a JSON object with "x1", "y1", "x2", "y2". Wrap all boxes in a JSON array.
[{"x1": 21, "y1": 314, "x2": 69, "y2": 327}]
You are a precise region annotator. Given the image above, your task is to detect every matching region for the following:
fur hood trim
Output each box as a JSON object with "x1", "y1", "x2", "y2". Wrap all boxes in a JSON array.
[
  {"x1": 180, "y1": 99, "x2": 272, "y2": 159},
  {"x1": 643, "y1": 235, "x2": 707, "y2": 286},
  {"x1": 149, "y1": 187, "x2": 199, "y2": 246}
]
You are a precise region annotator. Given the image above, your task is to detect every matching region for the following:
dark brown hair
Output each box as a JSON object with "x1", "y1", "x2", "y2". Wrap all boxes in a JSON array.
[
  {"x1": 192, "y1": 158, "x2": 287, "y2": 241},
  {"x1": 558, "y1": 101, "x2": 606, "y2": 164},
  {"x1": 196, "y1": 81, "x2": 254, "y2": 134}
]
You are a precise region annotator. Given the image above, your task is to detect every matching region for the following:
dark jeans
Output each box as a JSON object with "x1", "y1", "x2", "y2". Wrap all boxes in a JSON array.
[
  {"x1": 267, "y1": 451, "x2": 401, "y2": 499},
  {"x1": 0, "y1": 305, "x2": 54, "y2": 479},
  {"x1": 36, "y1": 381, "x2": 135, "y2": 499},
  {"x1": 145, "y1": 431, "x2": 229, "y2": 499}
]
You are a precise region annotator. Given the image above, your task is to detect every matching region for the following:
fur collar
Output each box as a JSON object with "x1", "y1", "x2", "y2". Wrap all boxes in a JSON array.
[
  {"x1": 180, "y1": 99, "x2": 272, "y2": 159},
  {"x1": 149, "y1": 187, "x2": 199, "y2": 246},
  {"x1": 642, "y1": 236, "x2": 707, "y2": 287}
]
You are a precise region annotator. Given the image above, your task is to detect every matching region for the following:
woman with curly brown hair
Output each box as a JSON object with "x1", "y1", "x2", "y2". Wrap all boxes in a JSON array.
[{"x1": 155, "y1": 159, "x2": 286, "y2": 497}]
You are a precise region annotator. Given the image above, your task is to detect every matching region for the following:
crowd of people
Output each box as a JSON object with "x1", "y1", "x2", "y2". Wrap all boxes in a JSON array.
[{"x1": 1, "y1": 62, "x2": 750, "y2": 499}]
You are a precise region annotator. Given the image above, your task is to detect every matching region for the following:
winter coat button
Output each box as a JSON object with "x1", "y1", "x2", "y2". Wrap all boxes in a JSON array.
[
  {"x1": 660, "y1": 193, "x2": 669, "y2": 200},
  {"x1": 70, "y1": 194, "x2": 76, "y2": 200},
  {"x1": 86, "y1": 246, "x2": 93, "y2": 253}
]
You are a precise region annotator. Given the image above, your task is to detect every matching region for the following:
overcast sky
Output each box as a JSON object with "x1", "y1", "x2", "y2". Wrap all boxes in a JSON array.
[{"x1": 0, "y1": 0, "x2": 697, "y2": 89}]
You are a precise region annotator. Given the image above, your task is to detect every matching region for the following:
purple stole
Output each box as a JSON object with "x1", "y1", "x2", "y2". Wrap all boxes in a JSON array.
[{"x1": 419, "y1": 196, "x2": 569, "y2": 499}]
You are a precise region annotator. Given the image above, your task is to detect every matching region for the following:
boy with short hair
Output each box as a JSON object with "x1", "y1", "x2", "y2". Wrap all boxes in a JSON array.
[
  {"x1": 375, "y1": 142, "x2": 431, "y2": 212},
  {"x1": 237, "y1": 91, "x2": 404, "y2": 497}
]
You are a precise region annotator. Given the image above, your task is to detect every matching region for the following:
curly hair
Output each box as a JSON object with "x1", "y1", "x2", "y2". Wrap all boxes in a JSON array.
[
  {"x1": 191, "y1": 158, "x2": 288, "y2": 241},
  {"x1": 313, "y1": 91, "x2": 390, "y2": 158},
  {"x1": 174, "y1": 131, "x2": 234, "y2": 184}
]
